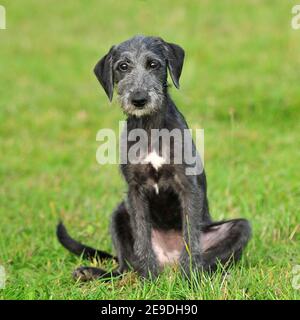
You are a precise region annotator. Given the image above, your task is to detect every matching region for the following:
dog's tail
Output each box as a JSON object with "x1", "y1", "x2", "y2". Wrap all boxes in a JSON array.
[{"x1": 56, "y1": 222, "x2": 118, "y2": 262}]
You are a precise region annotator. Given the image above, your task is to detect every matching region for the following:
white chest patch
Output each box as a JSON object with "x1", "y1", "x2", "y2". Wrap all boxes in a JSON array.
[{"x1": 143, "y1": 151, "x2": 166, "y2": 171}]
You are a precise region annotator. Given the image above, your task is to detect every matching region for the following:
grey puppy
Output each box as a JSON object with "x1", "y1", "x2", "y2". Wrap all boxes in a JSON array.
[{"x1": 57, "y1": 35, "x2": 251, "y2": 281}]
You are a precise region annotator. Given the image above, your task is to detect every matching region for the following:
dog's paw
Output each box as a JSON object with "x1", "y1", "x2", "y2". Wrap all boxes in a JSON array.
[{"x1": 72, "y1": 266, "x2": 105, "y2": 282}]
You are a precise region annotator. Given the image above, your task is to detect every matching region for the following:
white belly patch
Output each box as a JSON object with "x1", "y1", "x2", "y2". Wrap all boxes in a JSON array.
[
  {"x1": 151, "y1": 229, "x2": 183, "y2": 267},
  {"x1": 151, "y1": 224, "x2": 234, "y2": 268}
]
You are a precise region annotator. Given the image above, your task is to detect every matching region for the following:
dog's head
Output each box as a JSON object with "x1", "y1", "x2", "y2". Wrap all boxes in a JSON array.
[{"x1": 94, "y1": 35, "x2": 185, "y2": 117}]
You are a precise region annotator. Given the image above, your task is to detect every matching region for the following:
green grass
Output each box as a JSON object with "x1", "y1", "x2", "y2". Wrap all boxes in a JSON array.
[{"x1": 0, "y1": 0, "x2": 299, "y2": 300}]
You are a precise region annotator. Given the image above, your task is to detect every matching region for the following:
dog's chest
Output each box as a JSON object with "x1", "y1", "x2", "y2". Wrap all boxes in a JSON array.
[
  {"x1": 143, "y1": 151, "x2": 166, "y2": 170},
  {"x1": 123, "y1": 148, "x2": 178, "y2": 195},
  {"x1": 142, "y1": 151, "x2": 166, "y2": 194}
]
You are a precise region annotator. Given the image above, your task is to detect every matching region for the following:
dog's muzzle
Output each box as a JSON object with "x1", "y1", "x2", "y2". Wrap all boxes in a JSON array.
[{"x1": 130, "y1": 90, "x2": 149, "y2": 109}]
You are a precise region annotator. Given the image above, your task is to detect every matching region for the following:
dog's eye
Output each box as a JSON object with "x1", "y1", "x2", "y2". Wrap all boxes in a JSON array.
[
  {"x1": 118, "y1": 62, "x2": 129, "y2": 72},
  {"x1": 148, "y1": 60, "x2": 160, "y2": 69}
]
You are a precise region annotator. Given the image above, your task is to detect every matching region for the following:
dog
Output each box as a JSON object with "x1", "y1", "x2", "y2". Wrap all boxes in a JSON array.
[{"x1": 57, "y1": 35, "x2": 251, "y2": 281}]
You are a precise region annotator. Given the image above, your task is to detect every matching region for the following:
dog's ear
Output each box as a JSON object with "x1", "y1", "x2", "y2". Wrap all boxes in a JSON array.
[
  {"x1": 94, "y1": 46, "x2": 115, "y2": 101},
  {"x1": 164, "y1": 42, "x2": 185, "y2": 89}
]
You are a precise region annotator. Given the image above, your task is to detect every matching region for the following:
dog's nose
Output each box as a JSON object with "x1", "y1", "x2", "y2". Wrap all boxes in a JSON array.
[{"x1": 131, "y1": 91, "x2": 148, "y2": 108}]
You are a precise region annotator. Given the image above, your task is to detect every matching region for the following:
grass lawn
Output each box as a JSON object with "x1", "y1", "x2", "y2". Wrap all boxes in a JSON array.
[{"x1": 0, "y1": 0, "x2": 299, "y2": 300}]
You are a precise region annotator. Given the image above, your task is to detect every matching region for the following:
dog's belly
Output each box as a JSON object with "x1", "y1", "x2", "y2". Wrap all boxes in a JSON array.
[
  {"x1": 151, "y1": 224, "x2": 232, "y2": 267},
  {"x1": 151, "y1": 229, "x2": 183, "y2": 267}
]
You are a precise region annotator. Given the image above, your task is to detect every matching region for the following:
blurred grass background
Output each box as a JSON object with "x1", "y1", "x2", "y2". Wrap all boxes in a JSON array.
[{"x1": 0, "y1": 0, "x2": 299, "y2": 299}]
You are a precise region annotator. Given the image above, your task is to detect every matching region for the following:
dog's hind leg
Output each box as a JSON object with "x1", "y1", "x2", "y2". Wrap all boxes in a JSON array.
[
  {"x1": 200, "y1": 218, "x2": 251, "y2": 272},
  {"x1": 73, "y1": 202, "x2": 136, "y2": 282}
]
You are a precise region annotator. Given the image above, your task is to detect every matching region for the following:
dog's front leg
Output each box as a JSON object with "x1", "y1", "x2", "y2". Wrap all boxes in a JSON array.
[
  {"x1": 127, "y1": 187, "x2": 159, "y2": 279},
  {"x1": 179, "y1": 185, "x2": 205, "y2": 278}
]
